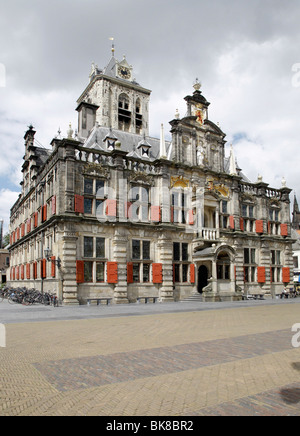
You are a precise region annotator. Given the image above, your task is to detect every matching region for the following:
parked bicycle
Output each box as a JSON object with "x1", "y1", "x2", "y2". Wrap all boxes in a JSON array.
[{"x1": 0, "y1": 286, "x2": 59, "y2": 307}]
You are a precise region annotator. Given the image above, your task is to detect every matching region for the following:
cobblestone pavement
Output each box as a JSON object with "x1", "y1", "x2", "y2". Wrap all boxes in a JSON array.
[{"x1": 0, "y1": 300, "x2": 300, "y2": 416}]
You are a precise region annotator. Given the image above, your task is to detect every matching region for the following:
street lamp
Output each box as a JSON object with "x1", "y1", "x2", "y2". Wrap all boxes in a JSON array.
[{"x1": 44, "y1": 248, "x2": 61, "y2": 269}]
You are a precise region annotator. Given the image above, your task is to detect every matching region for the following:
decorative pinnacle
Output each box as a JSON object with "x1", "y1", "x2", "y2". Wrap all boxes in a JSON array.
[
  {"x1": 193, "y1": 78, "x2": 202, "y2": 91},
  {"x1": 109, "y1": 37, "x2": 115, "y2": 56}
]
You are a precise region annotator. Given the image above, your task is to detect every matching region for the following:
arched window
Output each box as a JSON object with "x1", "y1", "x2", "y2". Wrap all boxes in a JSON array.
[{"x1": 217, "y1": 251, "x2": 230, "y2": 280}]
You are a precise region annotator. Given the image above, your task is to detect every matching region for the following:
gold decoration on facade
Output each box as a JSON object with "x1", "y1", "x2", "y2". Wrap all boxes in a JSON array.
[
  {"x1": 206, "y1": 177, "x2": 229, "y2": 198},
  {"x1": 171, "y1": 175, "x2": 189, "y2": 189}
]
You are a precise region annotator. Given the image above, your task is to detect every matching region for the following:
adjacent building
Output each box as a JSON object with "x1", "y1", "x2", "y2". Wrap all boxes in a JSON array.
[{"x1": 8, "y1": 51, "x2": 294, "y2": 304}]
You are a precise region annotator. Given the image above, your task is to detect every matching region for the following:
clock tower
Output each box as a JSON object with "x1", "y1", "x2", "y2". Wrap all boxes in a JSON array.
[{"x1": 76, "y1": 49, "x2": 151, "y2": 139}]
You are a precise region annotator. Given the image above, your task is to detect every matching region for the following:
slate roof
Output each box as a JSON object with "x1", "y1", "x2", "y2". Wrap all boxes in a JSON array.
[{"x1": 83, "y1": 126, "x2": 171, "y2": 161}]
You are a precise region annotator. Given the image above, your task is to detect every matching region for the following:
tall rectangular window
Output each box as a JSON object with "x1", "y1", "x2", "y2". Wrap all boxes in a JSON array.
[
  {"x1": 173, "y1": 242, "x2": 190, "y2": 283},
  {"x1": 82, "y1": 236, "x2": 106, "y2": 283},
  {"x1": 244, "y1": 248, "x2": 256, "y2": 282},
  {"x1": 84, "y1": 237, "x2": 93, "y2": 258},
  {"x1": 131, "y1": 240, "x2": 151, "y2": 283},
  {"x1": 172, "y1": 190, "x2": 189, "y2": 224},
  {"x1": 84, "y1": 178, "x2": 106, "y2": 215},
  {"x1": 129, "y1": 186, "x2": 149, "y2": 222},
  {"x1": 270, "y1": 250, "x2": 281, "y2": 283},
  {"x1": 241, "y1": 204, "x2": 255, "y2": 232}
]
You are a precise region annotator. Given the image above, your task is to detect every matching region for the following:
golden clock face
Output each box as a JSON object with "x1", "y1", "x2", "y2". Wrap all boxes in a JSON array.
[{"x1": 118, "y1": 66, "x2": 131, "y2": 79}]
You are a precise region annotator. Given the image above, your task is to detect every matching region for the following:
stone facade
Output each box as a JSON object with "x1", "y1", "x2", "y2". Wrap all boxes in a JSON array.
[{"x1": 8, "y1": 53, "x2": 294, "y2": 304}]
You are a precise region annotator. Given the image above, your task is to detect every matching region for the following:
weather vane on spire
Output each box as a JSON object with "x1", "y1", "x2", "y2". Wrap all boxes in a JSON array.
[{"x1": 109, "y1": 37, "x2": 115, "y2": 56}]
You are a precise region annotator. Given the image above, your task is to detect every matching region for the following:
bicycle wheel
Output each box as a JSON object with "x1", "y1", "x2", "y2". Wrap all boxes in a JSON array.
[{"x1": 8, "y1": 294, "x2": 19, "y2": 304}]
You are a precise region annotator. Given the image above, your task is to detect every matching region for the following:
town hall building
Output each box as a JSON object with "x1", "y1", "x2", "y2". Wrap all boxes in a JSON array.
[{"x1": 8, "y1": 49, "x2": 294, "y2": 304}]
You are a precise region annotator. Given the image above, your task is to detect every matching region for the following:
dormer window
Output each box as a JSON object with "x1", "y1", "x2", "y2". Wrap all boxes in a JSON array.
[
  {"x1": 107, "y1": 139, "x2": 115, "y2": 151},
  {"x1": 103, "y1": 128, "x2": 117, "y2": 151},
  {"x1": 137, "y1": 135, "x2": 151, "y2": 159},
  {"x1": 141, "y1": 147, "x2": 149, "y2": 158}
]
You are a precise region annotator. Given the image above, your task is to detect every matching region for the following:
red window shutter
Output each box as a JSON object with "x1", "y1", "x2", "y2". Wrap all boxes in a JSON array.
[
  {"x1": 107, "y1": 262, "x2": 118, "y2": 284},
  {"x1": 75, "y1": 195, "x2": 84, "y2": 213},
  {"x1": 170, "y1": 206, "x2": 174, "y2": 223},
  {"x1": 257, "y1": 266, "x2": 266, "y2": 283},
  {"x1": 190, "y1": 264, "x2": 195, "y2": 284},
  {"x1": 21, "y1": 264, "x2": 24, "y2": 280},
  {"x1": 127, "y1": 262, "x2": 133, "y2": 284},
  {"x1": 240, "y1": 218, "x2": 244, "y2": 231},
  {"x1": 21, "y1": 223, "x2": 25, "y2": 238},
  {"x1": 33, "y1": 262, "x2": 37, "y2": 279},
  {"x1": 125, "y1": 202, "x2": 132, "y2": 219},
  {"x1": 34, "y1": 212, "x2": 38, "y2": 228},
  {"x1": 26, "y1": 263, "x2": 30, "y2": 280},
  {"x1": 42, "y1": 204, "x2": 47, "y2": 222},
  {"x1": 12, "y1": 231, "x2": 15, "y2": 243},
  {"x1": 152, "y1": 263, "x2": 163, "y2": 284},
  {"x1": 40, "y1": 259, "x2": 47, "y2": 279},
  {"x1": 76, "y1": 260, "x2": 84, "y2": 283},
  {"x1": 16, "y1": 266, "x2": 19, "y2": 280},
  {"x1": 151, "y1": 206, "x2": 161, "y2": 222},
  {"x1": 281, "y1": 224, "x2": 288, "y2": 237},
  {"x1": 51, "y1": 256, "x2": 56, "y2": 278},
  {"x1": 17, "y1": 227, "x2": 20, "y2": 240},
  {"x1": 256, "y1": 220, "x2": 264, "y2": 234},
  {"x1": 52, "y1": 196, "x2": 56, "y2": 215},
  {"x1": 106, "y1": 199, "x2": 117, "y2": 217},
  {"x1": 282, "y1": 267, "x2": 290, "y2": 283},
  {"x1": 188, "y1": 210, "x2": 194, "y2": 225},
  {"x1": 229, "y1": 215, "x2": 235, "y2": 230}
]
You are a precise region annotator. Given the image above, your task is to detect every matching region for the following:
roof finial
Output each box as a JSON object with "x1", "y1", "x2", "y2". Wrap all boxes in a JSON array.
[
  {"x1": 109, "y1": 37, "x2": 115, "y2": 56},
  {"x1": 193, "y1": 78, "x2": 202, "y2": 91}
]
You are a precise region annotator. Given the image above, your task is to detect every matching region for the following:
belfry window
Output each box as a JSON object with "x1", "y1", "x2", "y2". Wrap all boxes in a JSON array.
[
  {"x1": 118, "y1": 93, "x2": 131, "y2": 132},
  {"x1": 135, "y1": 98, "x2": 142, "y2": 134}
]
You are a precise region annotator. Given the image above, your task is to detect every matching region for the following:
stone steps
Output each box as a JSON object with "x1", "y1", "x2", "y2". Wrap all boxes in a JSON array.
[{"x1": 180, "y1": 293, "x2": 203, "y2": 303}]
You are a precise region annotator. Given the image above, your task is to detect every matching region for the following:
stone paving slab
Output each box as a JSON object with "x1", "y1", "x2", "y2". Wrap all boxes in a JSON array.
[
  {"x1": 0, "y1": 301, "x2": 300, "y2": 416},
  {"x1": 194, "y1": 383, "x2": 300, "y2": 416},
  {"x1": 33, "y1": 329, "x2": 293, "y2": 392}
]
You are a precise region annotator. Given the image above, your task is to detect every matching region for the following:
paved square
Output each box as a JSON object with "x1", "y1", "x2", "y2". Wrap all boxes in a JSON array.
[{"x1": 1, "y1": 301, "x2": 300, "y2": 416}]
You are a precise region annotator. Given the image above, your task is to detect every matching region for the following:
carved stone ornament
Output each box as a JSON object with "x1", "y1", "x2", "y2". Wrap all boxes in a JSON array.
[
  {"x1": 129, "y1": 171, "x2": 154, "y2": 186},
  {"x1": 83, "y1": 163, "x2": 110, "y2": 179},
  {"x1": 240, "y1": 192, "x2": 256, "y2": 204}
]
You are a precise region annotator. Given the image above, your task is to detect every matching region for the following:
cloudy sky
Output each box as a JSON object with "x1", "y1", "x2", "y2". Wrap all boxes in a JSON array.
[{"x1": 0, "y1": 0, "x2": 300, "y2": 234}]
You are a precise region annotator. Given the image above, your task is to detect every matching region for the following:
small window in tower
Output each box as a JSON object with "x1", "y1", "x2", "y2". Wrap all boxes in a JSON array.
[
  {"x1": 118, "y1": 93, "x2": 131, "y2": 132},
  {"x1": 135, "y1": 98, "x2": 142, "y2": 134}
]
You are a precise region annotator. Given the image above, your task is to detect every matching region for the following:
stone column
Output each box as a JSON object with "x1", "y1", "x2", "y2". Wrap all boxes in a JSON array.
[
  {"x1": 260, "y1": 241, "x2": 271, "y2": 298},
  {"x1": 61, "y1": 226, "x2": 79, "y2": 305},
  {"x1": 112, "y1": 229, "x2": 129, "y2": 304},
  {"x1": 156, "y1": 233, "x2": 174, "y2": 302}
]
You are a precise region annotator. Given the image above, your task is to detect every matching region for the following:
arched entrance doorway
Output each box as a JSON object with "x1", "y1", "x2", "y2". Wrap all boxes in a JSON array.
[{"x1": 198, "y1": 265, "x2": 208, "y2": 294}]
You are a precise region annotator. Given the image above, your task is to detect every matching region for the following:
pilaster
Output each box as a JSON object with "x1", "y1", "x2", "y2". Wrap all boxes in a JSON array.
[{"x1": 156, "y1": 233, "x2": 174, "y2": 302}]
